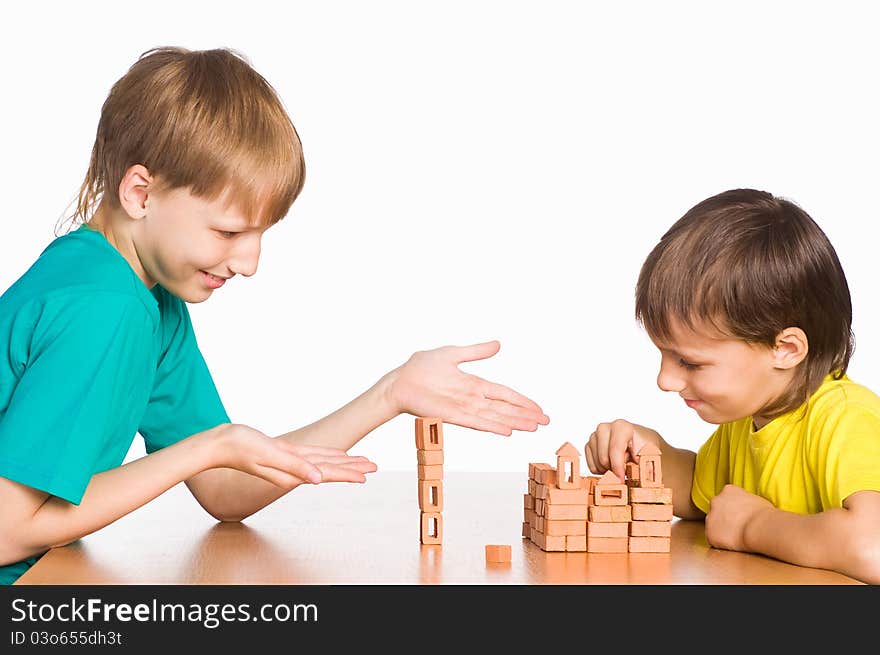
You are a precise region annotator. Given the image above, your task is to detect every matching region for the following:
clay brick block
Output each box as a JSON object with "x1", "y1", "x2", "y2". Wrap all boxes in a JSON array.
[
  {"x1": 536, "y1": 516, "x2": 544, "y2": 532},
  {"x1": 535, "y1": 498, "x2": 545, "y2": 517},
  {"x1": 566, "y1": 535, "x2": 587, "y2": 552},
  {"x1": 417, "y1": 464, "x2": 443, "y2": 480},
  {"x1": 533, "y1": 530, "x2": 566, "y2": 552},
  {"x1": 629, "y1": 521, "x2": 672, "y2": 537},
  {"x1": 485, "y1": 544, "x2": 512, "y2": 563},
  {"x1": 535, "y1": 466, "x2": 558, "y2": 487},
  {"x1": 628, "y1": 536, "x2": 670, "y2": 553},
  {"x1": 524, "y1": 508, "x2": 536, "y2": 527},
  {"x1": 528, "y1": 463, "x2": 539, "y2": 480},
  {"x1": 545, "y1": 487, "x2": 590, "y2": 505},
  {"x1": 625, "y1": 462, "x2": 640, "y2": 486},
  {"x1": 593, "y1": 484, "x2": 628, "y2": 506},
  {"x1": 523, "y1": 493, "x2": 534, "y2": 510},
  {"x1": 581, "y1": 476, "x2": 600, "y2": 493},
  {"x1": 586, "y1": 536, "x2": 629, "y2": 553},
  {"x1": 587, "y1": 521, "x2": 629, "y2": 538},
  {"x1": 544, "y1": 519, "x2": 587, "y2": 536},
  {"x1": 420, "y1": 512, "x2": 442, "y2": 545},
  {"x1": 631, "y1": 504, "x2": 674, "y2": 521},
  {"x1": 418, "y1": 479, "x2": 443, "y2": 512},
  {"x1": 415, "y1": 417, "x2": 444, "y2": 450},
  {"x1": 545, "y1": 504, "x2": 588, "y2": 520},
  {"x1": 556, "y1": 442, "x2": 581, "y2": 489},
  {"x1": 589, "y1": 505, "x2": 632, "y2": 523},
  {"x1": 629, "y1": 487, "x2": 672, "y2": 504},
  {"x1": 636, "y1": 447, "x2": 662, "y2": 487},
  {"x1": 522, "y1": 522, "x2": 530, "y2": 538},
  {"x1": 534, "y1": 483, "x2": 548, "y2": 500},
  {"x1": 528, "y1": 479, "x2": 537, "y2": 496},
  {"x1": 416, "y1": 449, "x2": 444, "y2": 465}
]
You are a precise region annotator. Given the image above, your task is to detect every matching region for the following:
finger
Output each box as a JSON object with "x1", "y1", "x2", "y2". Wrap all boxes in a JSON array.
[
  {"x1": 584, "y1": 434, "x2": 601, "y2": 473},
  {"x1": 300, "y1": 454, "x2": 375, "y2": 467},
  {"x1": 594, "y1": 423, "x2": 612, "y2": 472},
  {"x1": 313, "y1": 464, "x2": 372, "y2": 483},
  {"x1": 314, "y1": 459, "x2": 378, "y2": 473},
  {"x1": 443, "y1": 410, "x2": 513, "y2": 436},
  {"x1": 473, "y1": 406, "x2": 543, "y2": 433},
  {"x1": 262, "y1": 450, "x2": 322, "y2": 484},
  {"x1": 252, "y1": 464, "x2": 305, "y2": 490},
  {"x1": 481, "y1": 381, "x2": 549, "y2": 420},
  {"x1": 453, "y1": 340, "x2": 501, "y2": 364},
  {"x1": 481, "y1": 398, "x2": 549, "y2": 429},
  {"x1": 608, "y1": 422, "x2": 634, "y2": 481},
  {"x1": 279, "y1": 443, "x2": 352, "y2": 458}
]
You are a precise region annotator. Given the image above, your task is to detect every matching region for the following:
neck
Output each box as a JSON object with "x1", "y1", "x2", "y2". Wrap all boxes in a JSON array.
[{"x1": 88, "y1": 202, "x2": 156, "y2": 288}]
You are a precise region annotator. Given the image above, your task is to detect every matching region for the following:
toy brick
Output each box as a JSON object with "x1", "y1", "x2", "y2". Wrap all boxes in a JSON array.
[
  {"x1": 566, "y1": 535, "x2": 587, "y2": 552},
  {"x1": 418, "y1": 479, "x2": 443, "y2": 511},
  {"x1": 524, "y1": 493, "x2": 534, "y2": 510},
  {"x1": 629, "y1": 487, "x2": 673, "y2": 504},
  {"x1": 544, "y1": 519, "x2": 587, "y2": 536},
  {"x1": 536, "y1": 466, "x2": 558, "y2": 487},
  {"x1": 545, "y1": 487, "x2": 590, "y2": 505},
  {"x1": 524, "y1": 508, "x2": 536, "y2": 527},
  {"x1": 485, "y1": 544, "x2": 512, "y2": 563},
  {"x1": 533, "y1": 530, "x2": 566, "y2": 552},
  {"x1": 635, "y1": 443, "x2": 663, "y2": 487},
  {"x1": 631, "y1": 504, "x2": 674, "y2": 521},
  {"x1": 593, "y1": 484, "x2": 628, "y2": 506},
  {"x1": 556, "y1": 442, "x2": 581, "y2": 489},
  {"x1": 586, "y1": 536, "x2": 629, "y2": 553},
  {"x1": 625, "y1": 461, "x2": 640, "y2": 486},
  {"x1": 580, "y1": 476, "x2": 600, "y2": 493},
  {"x1": 528, "y1": 479, "x2": 537, "y2": 496},
  {"x1": 522, "y1": 522, "x2": 530, "y2": 538},
  {"x1": 629, "y1": 521, "x2": 672, "y2": 537},
  {"x1": 535, "y1": 498, "x2": 545, "y2": 517},
  {"x1": 589, "y1": 505, "x2": 632, "y2": 522},
  {"x1": 415, "y1": 417, "x2": 444, "y2": 450},
  {"x1": 420, "y1": 512, "x2": 442, "y2": 545},
  {"x1": 416, "y1": 449, "x2": 444, "y2": 465},
  {"x1": 417, "y1": 464, "x2": 443, "y2": 480},
  {"x1": 545, "y1": 504, "x2": 588, "y2": 520},
  {"x1": 536, "y1": 516, "x2": 544, "y2": 532},
  {"x1": 586, "y1": 521, "x2": 629, "y2": 538},
  {"x1": 529, "y1": 463, "x2": 538, "y2": 480},
  {"x1": 534, "y1": 483, "x2": 548, "y2": 500},
  {"x1": 628, "y1": 536, "x2": 670, "y2": 553}
]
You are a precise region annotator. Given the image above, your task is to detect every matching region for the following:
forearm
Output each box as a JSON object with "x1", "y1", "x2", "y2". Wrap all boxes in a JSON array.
[
  {"x1": 201, "y1": 372, "x2": 398, "y2": 520},
  {"x1": 18, "y1": 426, "x2": 220, "y2": 560},
  {"x1": 745, "y1": 505, "x2": 880, "y2": 584},
  {"x1": 653, "y1": 437, "x2": 703, "y2": 520}
]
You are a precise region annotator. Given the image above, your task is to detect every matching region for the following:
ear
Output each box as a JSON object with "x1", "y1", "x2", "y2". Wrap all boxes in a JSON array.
[
  {"x1": 117, "y1": 164, "x2": 153, "y2": 220},
  {"x1": 773, "y1": 327, "x2": 808, "y2": 370}
]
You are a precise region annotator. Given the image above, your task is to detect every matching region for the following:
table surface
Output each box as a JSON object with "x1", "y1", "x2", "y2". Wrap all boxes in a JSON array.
[{"x1": 15, "y1": 471, "x2": 862, "y2": 585}]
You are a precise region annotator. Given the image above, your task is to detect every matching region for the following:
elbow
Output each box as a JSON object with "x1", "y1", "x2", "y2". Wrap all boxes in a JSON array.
[{"x1": 847, "y1": 534, "x2": 880, "y2": 585}]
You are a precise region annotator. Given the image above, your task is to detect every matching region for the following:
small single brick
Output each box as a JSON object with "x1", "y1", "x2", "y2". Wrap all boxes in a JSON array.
[
  {"x1": 545, "y1": 487, "x2": 590, "y2": 505},
  {"x1": 637, "y1": 453, "x2": 662, "y2": 488},
  {"x1": 523, "y1": 493, "x2": 534, "y2": 510},
  {"x1": 418, "y1": 479, "x2": 443, "y2": 511},
  {"x1": 586, "y1": 536, "x2": 629, "y2": 553},
  {"x1": 629, "y1": 486, "x2": 673, "y2": 504},
  {"x1": 628, "y1": 536, "x2": 670, "y2": 553},
  {"x1": 629, "y1": 521, "x2": 671, "y2": 537},
  {"x1": 544, "y1": 519, "x2": 587, "y2": 536},
  {"x1": 625, "y1": 462, "x2": 640, "y2": 486},
  {"x1": 556, "y1": 442, "x2": 581, "y2": 489},
  {"x1": 534, "y1": 483, "x2": 548, "y2": 500},
  {"x1": 417, "y1": 464, "x2": 443, "y2": 480},
  {"x1": 594, "y1": 483, "x2": 628, "y2": 506},
  {"x1": 414, "y1": 417, "x2": 444, "y2": 450},
  {"x1": 631, "y1": 504, "x2": 674, "y2": 521},
  {"x1": 535, "y1": 498, "x2": 545, "y2": 517},
  {"x1": 522, "y1": 521, "x2": 530, "y2": 538},
  {"x1": 416, "y1": 449, "x2": 444, "y2": 465},
  {"x1": 524, "y1": 508, "x2": 536, "y2": 527},
  {"x1": 485, "y1": 544, "x2": 512, "y2": 563},
  {"x1": 528, "y1": 479, "x2": 537, "y2": 496},
  {"x1": 536, "y1": 466, "x2": 558, "y2": 487},
  {"x1": 545, "y1": 504, "x2": 588, "y2": 520},
  {"x1": 420, "y1": 512, "x2": 442, "y2": 545},
  {"x1": 536, "y1": 516, "x2": 544, "y2": 532},
  {"x1": 586, "y1": 521, "x2": 629, "y2": 538},
  {"x1": 566, "y1": 535, "x2": 587, "y2": 552},
  {"x1": 533, "y1": 530, "x2": 566, "y2": 552},
  {"x1": 589, "y1": 505, "x2": 632, "y2": 522}
]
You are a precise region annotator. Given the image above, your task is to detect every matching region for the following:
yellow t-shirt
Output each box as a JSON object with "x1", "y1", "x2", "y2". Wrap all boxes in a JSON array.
[{"x1": 692, "y1": 374, "x2": 880, "y2": 514}]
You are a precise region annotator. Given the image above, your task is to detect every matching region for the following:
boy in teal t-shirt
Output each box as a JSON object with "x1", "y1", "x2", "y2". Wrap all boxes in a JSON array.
[{"x1": 0, "y1": 47, "x2": 549, "y2": 584}]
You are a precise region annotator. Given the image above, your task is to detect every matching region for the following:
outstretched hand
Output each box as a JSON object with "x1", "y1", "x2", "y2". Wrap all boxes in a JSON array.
[{"x1": 385, "y1": 340, "x2": 549, "y2": 435}]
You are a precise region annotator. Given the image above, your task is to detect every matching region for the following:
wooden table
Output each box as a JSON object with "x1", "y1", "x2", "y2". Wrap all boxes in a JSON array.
[{"x1": 14, "y1": 472, "x2": 861, "y2": 585}]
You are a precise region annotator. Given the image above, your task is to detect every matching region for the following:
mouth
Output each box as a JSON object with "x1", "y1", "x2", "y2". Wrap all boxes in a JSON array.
[
  {"x1": 200, "y1": 271, "x2": 228, "y2": 289},
  {"x1": 683, "y1": 398, "x2": 702, "y2": 408}
]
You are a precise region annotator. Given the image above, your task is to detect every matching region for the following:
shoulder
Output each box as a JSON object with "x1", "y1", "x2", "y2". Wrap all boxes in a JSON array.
[{"x1": 803, "y1": 374, "x2": 880, "y2": 443}]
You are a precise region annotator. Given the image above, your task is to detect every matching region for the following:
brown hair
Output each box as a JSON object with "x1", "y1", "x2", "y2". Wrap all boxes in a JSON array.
[
  {"x1": 63, "y1": 46, "x2": 304, "y2": 231},
  {"x1": 635, "y1": 188, "x2": 854, "y2": 418}
]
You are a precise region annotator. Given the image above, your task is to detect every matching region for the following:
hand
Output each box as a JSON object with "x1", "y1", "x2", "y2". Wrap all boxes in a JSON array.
[
  {"x1": 584, "y1": 419, "x2": 661, "y2": 481},
  {"x1": 385, "y1": 340, "x2": 549, "y2": 436},
  {"x1": 212, "y1": 424, "x2": 378, "y2": 490},
  {"x1": 705, "y1": 484, "x2": 775, "y2": 552}
]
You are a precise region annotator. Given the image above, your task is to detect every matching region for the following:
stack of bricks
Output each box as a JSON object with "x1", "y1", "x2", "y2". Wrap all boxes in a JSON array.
[
  {"x1": 416, "y1": 417, "x2": 444, "y2": 545},
  {"x1": 625, "y1": 443, "x2": 673, "y2": 552},
  {"x1": 523, "y1": 441, "x2": 673, "y2": 553}
]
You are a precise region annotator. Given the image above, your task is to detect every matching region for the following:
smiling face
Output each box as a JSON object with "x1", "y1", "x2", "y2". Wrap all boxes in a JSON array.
[
  {"x1": 131, "y1": 186, "x2": 270, "y2": 303},
  {"x1": 651, "y1": 318, "x2": 797, "y2": 429}
]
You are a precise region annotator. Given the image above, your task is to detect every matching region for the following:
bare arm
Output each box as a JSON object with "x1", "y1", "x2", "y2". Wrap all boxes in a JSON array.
[
  {"x1": 708, "y1": 486, "x2": 880, "y2": 584},
  {"x1": 585, "y1": 419, "x2": 704, "y2": 520}
]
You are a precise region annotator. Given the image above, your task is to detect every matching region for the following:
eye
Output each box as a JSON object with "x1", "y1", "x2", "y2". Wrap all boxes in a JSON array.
[
  {"x1": 678, "y1": 358, "x2": 701, "y2": 371},
  {"x1": 217, "y1": 230, "x2": 238, "y2": 239}
]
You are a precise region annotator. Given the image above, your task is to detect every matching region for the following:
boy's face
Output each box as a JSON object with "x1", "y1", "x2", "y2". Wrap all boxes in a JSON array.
[
  {"x1": 135, "y1": 186, "x2": 269, "y2": 303},
  {"x1": 650, "y1": 317, "x2": 793, "y2": 429}
]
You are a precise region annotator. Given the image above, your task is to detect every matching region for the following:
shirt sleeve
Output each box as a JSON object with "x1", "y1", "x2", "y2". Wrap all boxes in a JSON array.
[
  {"x1": 138, "y1": 290, "x2": 230, "y2": 454},
  {"x1": 0, "y1": 293, "x2": 155, "y2": 504}
]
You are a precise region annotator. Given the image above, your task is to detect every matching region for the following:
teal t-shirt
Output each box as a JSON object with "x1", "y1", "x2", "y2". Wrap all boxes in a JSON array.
[{"x1": 0, "y1": 224, "x2": 230, "y2": 584}]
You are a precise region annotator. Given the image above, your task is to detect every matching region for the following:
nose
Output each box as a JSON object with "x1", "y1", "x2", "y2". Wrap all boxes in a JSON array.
[
  {"x1": 226, "y1": 234, "x2": 262, "y2": 278},
  {"x1": 656, "y1": 356, "x2": 686, "y2": 393}
]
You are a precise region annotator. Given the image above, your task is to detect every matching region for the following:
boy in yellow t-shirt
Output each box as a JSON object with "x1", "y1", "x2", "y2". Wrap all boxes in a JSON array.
[{"x1": 585, "y1": 188, "x2": 880, "y2": 584}]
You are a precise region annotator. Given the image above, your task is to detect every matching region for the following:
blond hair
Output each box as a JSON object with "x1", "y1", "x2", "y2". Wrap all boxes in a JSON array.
[{"x1": 64, "y1": 46, "x2": 304, "y2": 232}]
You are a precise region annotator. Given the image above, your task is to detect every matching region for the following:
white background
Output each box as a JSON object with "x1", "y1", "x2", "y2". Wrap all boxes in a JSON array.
[{"x1": 1, "y1": 1, "x2": 877, "y2": 473}]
